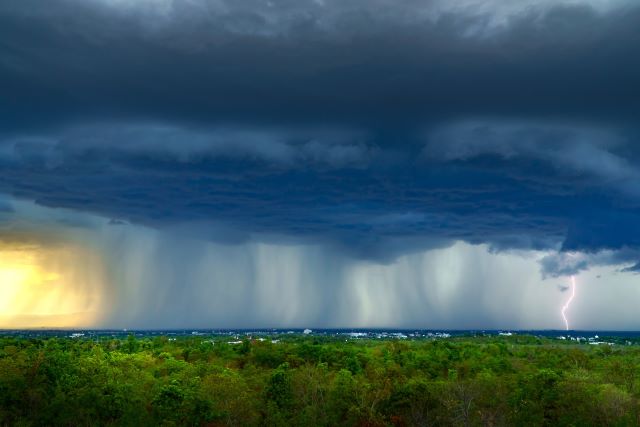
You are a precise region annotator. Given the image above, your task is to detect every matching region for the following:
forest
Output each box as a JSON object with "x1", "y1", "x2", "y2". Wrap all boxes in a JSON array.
[{"x1": 1, "y1": 332, "x2": 639, "y2": 426}]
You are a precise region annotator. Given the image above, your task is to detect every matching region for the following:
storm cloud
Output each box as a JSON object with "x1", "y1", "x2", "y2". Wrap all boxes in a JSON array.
[
  {"x1": 1, "y1": 120, "x2": 638, "y2": 269},
  {"x1": 1, "y1": 0, "x2": 640, "y2": 328},
  {"x1": 2, "y1": 0, "x2": 640, "y2": 130}
]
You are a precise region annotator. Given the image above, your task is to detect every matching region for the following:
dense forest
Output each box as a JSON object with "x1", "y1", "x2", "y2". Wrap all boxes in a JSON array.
[{"x1": 1, "y1": 333, "x2": 639, "y2": 426}]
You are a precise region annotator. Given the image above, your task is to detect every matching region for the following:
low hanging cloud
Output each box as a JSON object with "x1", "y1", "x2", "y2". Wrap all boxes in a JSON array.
[
  {"x1": 0, "y1": 124, "x2": 374, "y2": 168},
  {"x1": 423, "y1": 121, "x2": 640, "y2": 272},
  {"x1": 539, "y1": 247, "x2": 640, "y2": 278},
  {"x1": 424, "y1": 121, "x2": 640, "y2": 196},
  {"x1": 1, "y1": 120, "x2": 640, "y2": 270}
]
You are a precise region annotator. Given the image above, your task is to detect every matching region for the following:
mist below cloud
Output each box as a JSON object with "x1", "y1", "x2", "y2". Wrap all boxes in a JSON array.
[
  {"x1": 1, "y1": 197, "x2": 639, "y2": 330},
  {"x1": 91, "y1": 224, "x2": 640, "y2": 330}
]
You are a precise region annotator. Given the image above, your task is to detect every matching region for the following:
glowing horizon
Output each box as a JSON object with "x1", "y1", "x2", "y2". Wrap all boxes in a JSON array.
[{"x1": 0, "y1": 244, "x2": 106, "y2": 329}]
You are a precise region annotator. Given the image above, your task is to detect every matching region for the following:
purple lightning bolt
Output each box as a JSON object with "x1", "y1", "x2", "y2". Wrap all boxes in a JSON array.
[{"x1": 561, "y1": 275, "x2": 576, "y2": 331}]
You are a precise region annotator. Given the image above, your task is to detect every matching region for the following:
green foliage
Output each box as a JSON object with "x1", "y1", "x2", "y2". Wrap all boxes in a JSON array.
[
  {"x1": 1, "y1": 334, "x2": 640, "y2": 426},
  {"x1": 266, "y1": 362, "x2": 294, "y2": 410}
]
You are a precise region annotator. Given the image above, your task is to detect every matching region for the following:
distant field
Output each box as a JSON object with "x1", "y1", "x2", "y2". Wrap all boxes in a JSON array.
[{"x1": 1, "y1": 332, "x2": 639, "y2": 426}]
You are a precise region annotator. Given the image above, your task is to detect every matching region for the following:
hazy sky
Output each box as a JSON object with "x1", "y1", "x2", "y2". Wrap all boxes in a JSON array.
[{"x1": 1, "y1": 0, "x2": 639, "y2": 329}]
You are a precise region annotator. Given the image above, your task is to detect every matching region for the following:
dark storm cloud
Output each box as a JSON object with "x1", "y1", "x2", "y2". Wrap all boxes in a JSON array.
[
  {"x1": 1, "y1": 0, "x2": 639, "y2": 131},
  {"x1": 622, "y1": 263, "x2": 640, "y2": 273},
  {"x1": 0, "y1": 196, "x2": 13, "y2": 213},
  {"x1": 539, "y1": 247, "x2": 640, "y2": 277},
  {"x1": 1, "y1": 0, "x2": 640, "y2": 271},
  {"x1": 1, "y1": 121, "x2": 638, "y2": 267}
]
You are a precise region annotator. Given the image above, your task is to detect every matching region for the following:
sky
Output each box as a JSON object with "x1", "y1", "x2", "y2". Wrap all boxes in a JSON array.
[{"x1": 1, "y1": 0, "x2": 640, "y2": 329}]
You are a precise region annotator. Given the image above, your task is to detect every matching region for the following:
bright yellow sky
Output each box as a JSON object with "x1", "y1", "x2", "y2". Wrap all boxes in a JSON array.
[{"x1": 0, "y1": 245, "x2": 105, "y2": 328}]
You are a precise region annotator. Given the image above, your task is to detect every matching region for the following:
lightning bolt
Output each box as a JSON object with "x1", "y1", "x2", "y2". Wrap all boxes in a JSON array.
[{"x1": 561, "y1": 275, "x2": 576, "y2": 331}]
